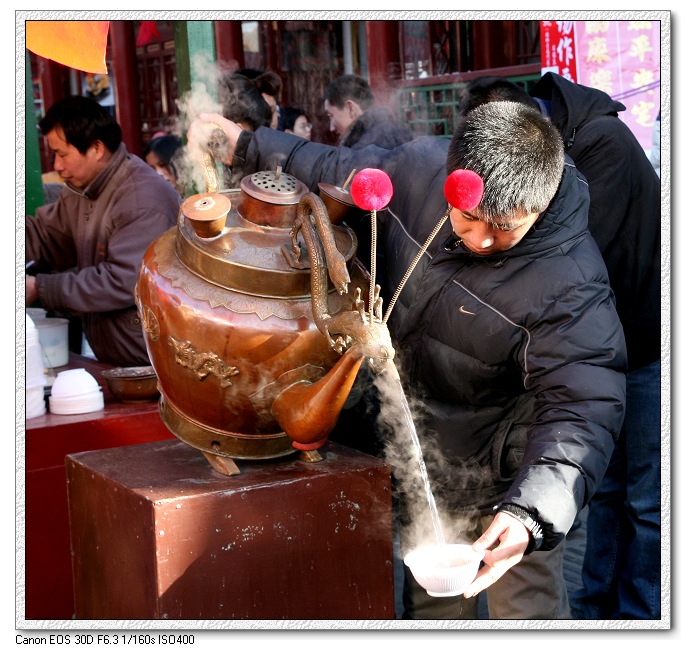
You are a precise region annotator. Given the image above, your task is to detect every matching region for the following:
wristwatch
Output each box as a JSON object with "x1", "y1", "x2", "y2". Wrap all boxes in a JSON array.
[{"x1": 497, "y1": 503, "x2": 544, "y2": 554}]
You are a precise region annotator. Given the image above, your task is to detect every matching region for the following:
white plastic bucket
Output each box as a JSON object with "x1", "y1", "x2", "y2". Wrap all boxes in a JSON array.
[
  {"x1": 27, "y1": 307, "x2": 47, "y2": 321},
  {"x1": 34, "y1": 318, "x2": 69, "y2": 368}
]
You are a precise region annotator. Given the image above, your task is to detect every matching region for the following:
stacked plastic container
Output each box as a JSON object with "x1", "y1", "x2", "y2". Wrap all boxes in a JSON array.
[
  {"x1": 26, "y1": 314, "x2": 47, "y2": 419},
  {"x1": 48, "y1": 368, "x2": 104, "y2": 415}
]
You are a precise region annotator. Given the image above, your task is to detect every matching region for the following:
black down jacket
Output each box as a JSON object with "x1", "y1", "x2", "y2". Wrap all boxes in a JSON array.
[
  {"x1": 530, "y1": 72, "x2": 661, "y2": 370},
  {"x1": 235, "y1": 129, "x2": 627, "y2": 551}
]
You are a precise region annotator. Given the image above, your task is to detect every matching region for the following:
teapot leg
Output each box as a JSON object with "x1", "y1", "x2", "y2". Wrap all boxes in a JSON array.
[
  {"x1": 299, "y1": 449, "x2": 324, "y2": 463},
  {"x1": 202, "y1": 451, "x2": 241, "y2": 476}
]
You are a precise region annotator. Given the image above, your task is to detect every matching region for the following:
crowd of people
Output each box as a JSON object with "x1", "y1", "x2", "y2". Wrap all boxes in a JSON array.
[{"x1": 25, "y1": 65, "x2": 661, "y2": 622}]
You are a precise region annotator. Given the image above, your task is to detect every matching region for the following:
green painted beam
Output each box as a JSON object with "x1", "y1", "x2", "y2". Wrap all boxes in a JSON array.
[
  {"x1": 25, "y1": 50, "x2": 44, "y2": 217},
  {"x1": 174, "y1": 21, "x2": 218, "y2": 104},
  {"x1": 173, "y1": 21, "x2": 220, "y2": 195}
]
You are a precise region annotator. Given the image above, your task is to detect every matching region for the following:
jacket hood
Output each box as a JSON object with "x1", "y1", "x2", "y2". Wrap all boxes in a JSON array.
[
  {"x1": 530, "y1": 72, "x2": 626, "y2": 147},
  {"x1": 449, "y1": 157, "x2": 590, "y2": 264}
]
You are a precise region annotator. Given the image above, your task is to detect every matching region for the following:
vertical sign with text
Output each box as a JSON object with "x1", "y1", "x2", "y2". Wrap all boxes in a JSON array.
[
  {"x1": 539, "y1": 20, "x2": 660, "y2": 151},
  {"x1": 540, "y1": 21, "x2": 578, "y2": 81}
]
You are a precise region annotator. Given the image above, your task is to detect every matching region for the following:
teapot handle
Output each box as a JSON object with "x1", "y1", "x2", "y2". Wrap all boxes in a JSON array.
[{"x1": 200, "y1": 126, "x2": 230, "y2": 193}]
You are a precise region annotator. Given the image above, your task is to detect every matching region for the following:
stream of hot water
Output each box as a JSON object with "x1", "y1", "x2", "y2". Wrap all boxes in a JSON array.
[
  {"x1": 354, "y1": 167, "x2": 450, "y2": 550},
  {"x1": 382, "y1": 360, "x2": 446, "y2": 547},
  {"x1": 341, "y1": 166, "x2": 485, "y2": 553}
]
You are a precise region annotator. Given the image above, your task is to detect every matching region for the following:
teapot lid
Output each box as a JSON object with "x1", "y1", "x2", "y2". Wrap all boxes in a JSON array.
[{"x1": 241, "y1": 167, "x2": 307, "y2": 206}]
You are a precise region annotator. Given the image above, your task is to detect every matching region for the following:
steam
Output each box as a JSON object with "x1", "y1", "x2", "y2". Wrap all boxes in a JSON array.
[
  {"x1": 173, "y1": 53, "x2": 238, "y2": 195},
  {"x1": 373, "y1": 359, "x2": 479, "y2": 557}
]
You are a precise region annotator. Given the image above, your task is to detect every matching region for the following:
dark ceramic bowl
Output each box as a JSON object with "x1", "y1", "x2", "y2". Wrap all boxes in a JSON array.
[{"x1": 101, "y1": 366, "x2": 160, "y2": 403}]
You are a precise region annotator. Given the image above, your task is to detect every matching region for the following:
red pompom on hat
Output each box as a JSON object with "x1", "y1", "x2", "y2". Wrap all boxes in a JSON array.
[
  {"x1": 350, "y1": 168, "x2": 394, "y2": 211},
  {"x1": 444, "y1": 169, "x2": 484, "y2": 211}
]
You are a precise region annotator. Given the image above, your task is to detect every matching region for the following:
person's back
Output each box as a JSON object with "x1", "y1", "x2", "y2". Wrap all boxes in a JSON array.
[
  {"x1": 528, "y1": 71, "x2": 661, "y2": 620},
  {"x1": 529, "y1": 72, "x2": 660, "y2": 371},
  {"x1": 25, "y1": 95, "x2": 181, "y2": 367}
]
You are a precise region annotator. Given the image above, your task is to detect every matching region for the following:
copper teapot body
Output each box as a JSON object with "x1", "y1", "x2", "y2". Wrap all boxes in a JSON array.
[{"x1": 136, "y1": 170, "x2": 377, "y2": 475}]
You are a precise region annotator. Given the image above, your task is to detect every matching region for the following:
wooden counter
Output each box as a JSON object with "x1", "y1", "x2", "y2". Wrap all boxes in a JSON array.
[{"x1": 22, "y1": 353, "x2": 174, "y2": 621}]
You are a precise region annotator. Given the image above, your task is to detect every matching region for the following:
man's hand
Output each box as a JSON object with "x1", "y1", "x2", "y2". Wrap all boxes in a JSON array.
[
  {"x1": 462, "y1": 511, "x2": 530, "y2": 598},
  {"x1": 26, "y1": 275, "x2": 38, "y2": 306},
  {"x1": 187, "y1": 113, "x2": 243, "y2": 167}
]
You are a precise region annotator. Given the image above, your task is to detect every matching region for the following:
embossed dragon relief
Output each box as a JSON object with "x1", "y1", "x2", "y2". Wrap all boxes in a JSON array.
[{"x1": 167, "y1": 336, "x2": 240, "y2": 389}]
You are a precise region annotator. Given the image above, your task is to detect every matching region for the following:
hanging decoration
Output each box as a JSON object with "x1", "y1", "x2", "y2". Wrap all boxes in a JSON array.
[
  {"x1": 26, "y1": 21, "x2": 109, "y2": 74},
  {"x1": 136, "y1": 21, "x2": 161, "y2": 48}
]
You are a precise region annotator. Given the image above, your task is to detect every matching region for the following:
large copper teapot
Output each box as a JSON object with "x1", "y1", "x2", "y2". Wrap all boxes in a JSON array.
[{"x1": 135, "y1": 167, "x2": 393, "y2": 475}]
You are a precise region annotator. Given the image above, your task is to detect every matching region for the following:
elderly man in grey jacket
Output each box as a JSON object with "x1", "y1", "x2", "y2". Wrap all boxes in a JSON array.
[{"x1": 26, "y1": 96, "x2": 181, "y2": 367}]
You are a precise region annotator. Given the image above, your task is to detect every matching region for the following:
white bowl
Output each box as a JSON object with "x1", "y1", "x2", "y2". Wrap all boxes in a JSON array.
[
  {"x1": 49, "y1": 391, "x2": 104, "y2": 415},
  {"x1": 404, "y1": 543, "x2": 484, "y2": 597},
  {"x1": 51, "y1": 368, "x2": 100, "y2": 398},
  {"x1": 48, "y1": 390, "x2": 102, "y2": 402}
]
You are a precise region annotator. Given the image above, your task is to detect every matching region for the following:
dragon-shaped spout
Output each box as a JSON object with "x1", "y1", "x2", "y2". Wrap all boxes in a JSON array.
[{"x1": 272, "y1": 192, "x2": 395, "y2": 455}]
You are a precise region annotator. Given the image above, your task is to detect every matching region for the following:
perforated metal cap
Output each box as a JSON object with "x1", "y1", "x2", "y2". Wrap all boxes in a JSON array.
[{"x1": 240, "y1": 167, "x2": 307, "y2": 205}]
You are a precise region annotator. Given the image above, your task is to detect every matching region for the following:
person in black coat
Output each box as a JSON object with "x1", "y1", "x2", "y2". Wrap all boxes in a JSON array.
[
  {"x1": 531, "y1": 72, "x2": 661, "y2": 621},
  {"x1": 187, "y1": 101, "x2": 627, "y2": 619},
  {"x1": 323, "y1": 74, "x2": 414, "y2": 150},
  {"x1": 457, "y1": 74, "x2": 661, "y2": 619}
]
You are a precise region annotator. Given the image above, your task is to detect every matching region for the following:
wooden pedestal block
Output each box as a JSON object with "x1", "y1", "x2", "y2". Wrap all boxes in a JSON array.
[{"x1": 67, "y1": 439, "x2": 395, "y2": 620}]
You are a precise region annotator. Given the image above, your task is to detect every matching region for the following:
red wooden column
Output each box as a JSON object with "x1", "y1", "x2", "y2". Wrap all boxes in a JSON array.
[
  {"x1": 109, "y1": 21, "x2": 143, "y2": 157},
  {"x1": 37, "y1": 58, "x2": 71, "y2": 114},
  {"x1": 364, "y1": 21, "x2": 400, "y2": 108},
  {"x1": 33, "y1": 57, "x2": 71, "y2": 173},
  {"x1": 472, "y1": 21, "x2": 518, "y2": 70},
  {"x1": 214, "y1": 20, "x2": 245, "y2": 68}
]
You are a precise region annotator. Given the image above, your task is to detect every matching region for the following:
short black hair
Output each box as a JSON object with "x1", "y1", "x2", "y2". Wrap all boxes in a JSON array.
[
  {"x1": 143, "y1": 135, "x2": 182, "y2": 166},
  {"x1": 217, "y1": 73, "x2": 273, "y2": 131},
  {"x1": 238, "y1": 68, "x2": 282, "y2": 98},
  {"x1": 457, "y1": 76, "x2": 539, "y2": 118},
  {"x1": 323, "y1": 75, "x2": 374, "y2": 110},
  {"x1": 281, "y1": 106, "x2": 308, "y2": 132},
  {"x1": 39, "y1": 95, "x2": 122, "y2": 154},
  {"x1": 143, "y1": 134, "x2": 183, "y2": 180},
  {"x1": 446, "y1": 101, "x2": 564, "y2": 222}
]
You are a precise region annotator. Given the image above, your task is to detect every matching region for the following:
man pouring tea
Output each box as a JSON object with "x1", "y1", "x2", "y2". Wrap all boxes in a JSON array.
[{"x1": 187, "y1": 100, "x2": 626, "y2": 619}]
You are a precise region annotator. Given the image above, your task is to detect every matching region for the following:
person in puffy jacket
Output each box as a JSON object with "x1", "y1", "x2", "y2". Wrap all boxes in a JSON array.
[
  {"x1": 530, "y1": 72, "x2": 661, "y2": 621},
  {"x1": 457, "y1": 74, "x2": 661, "y2": 620},
  {"x1": 187, "y1": 100, "x2": 627, "y2": 620},
  {"x1": 25, "y1": 96, "x2": 181, "y2": 367}
]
